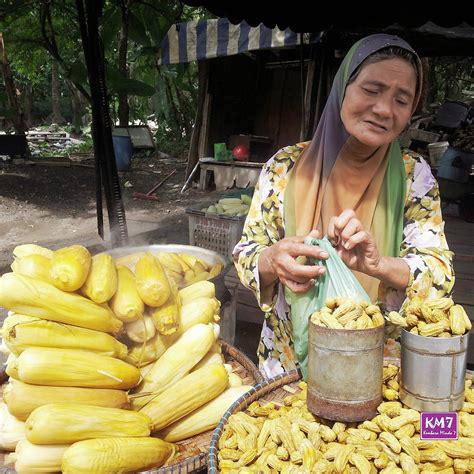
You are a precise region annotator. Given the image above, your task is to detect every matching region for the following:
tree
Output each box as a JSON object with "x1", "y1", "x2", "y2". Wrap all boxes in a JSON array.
[{"x1": 0, "y1": 32, "x2": 27, "y2": 133}]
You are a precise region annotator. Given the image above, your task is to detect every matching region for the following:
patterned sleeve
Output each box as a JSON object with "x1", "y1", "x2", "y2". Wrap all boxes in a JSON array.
[
  {"x1": 233, "y1": 146, "x2": 300, "y2": 311},
  {"x1": 398, "y1": 156, "x2": 455, "y2": 302}
]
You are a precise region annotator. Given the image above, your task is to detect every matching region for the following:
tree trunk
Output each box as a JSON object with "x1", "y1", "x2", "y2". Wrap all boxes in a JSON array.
[
  {"x1": 51, "y1": 61, "x2": 65, "y2": 125},
  {"x1": 23, "y1": 84, "x2": 34, "y2": 128},
  {"x1": 0, "y1": 33, "x2": 27, "y2": 134},
  {"x1": 66, "y1": 79, "x2": 85, "y2": 134},
  {"x1": 117, "y1": 0, "x2": 130, "y2": 126}
]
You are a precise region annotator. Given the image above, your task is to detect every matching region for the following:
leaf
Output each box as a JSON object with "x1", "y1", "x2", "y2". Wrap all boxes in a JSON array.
[
  {"x1": 106, "y1": 66, "x2": 155, "y2": 97},
  {"x1": 128, "y1": 12, "x2": 150, "y2": 47},
  {"x1": 65, "y1": 60, "x2": 88, "y2": 85},
  {"x1": 101, "y1": 7, "x2": 121, "y2": 49}
]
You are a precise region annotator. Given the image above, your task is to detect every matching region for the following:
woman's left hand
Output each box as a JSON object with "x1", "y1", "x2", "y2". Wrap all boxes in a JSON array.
[{"x1": 327, "y1": 209, "x2": 380, "y2": 277}]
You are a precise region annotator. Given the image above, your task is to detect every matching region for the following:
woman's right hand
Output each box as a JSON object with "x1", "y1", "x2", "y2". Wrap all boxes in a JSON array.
[{"x1": 259, "y1": 230, "x2": 328, "y2": 293}]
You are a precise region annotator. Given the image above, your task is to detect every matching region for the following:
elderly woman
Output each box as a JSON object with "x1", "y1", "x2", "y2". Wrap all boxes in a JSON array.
[{"x1": 233, "y1": 34, "x2": 454, "y2": 379}]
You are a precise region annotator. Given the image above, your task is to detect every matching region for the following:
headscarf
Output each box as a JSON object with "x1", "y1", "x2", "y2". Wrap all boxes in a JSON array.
[{"x1": 284, "y1": 34, "x2": 422, "y2": 300}]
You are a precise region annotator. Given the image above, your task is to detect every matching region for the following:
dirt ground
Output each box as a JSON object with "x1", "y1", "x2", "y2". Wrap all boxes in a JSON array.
[{"x1": 0, "y1": 151, "x2": 223, "y2": 273}]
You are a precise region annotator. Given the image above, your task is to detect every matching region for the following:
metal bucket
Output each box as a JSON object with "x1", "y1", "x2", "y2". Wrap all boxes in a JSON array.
[
  {"x1": 307, "y1": 322, "x2": 384, "y2": 422},
  {"x1": 400, "y1": 329, "x2": 469, "y2": 412}
]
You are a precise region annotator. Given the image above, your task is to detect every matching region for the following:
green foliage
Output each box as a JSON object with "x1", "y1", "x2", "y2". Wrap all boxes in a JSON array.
[
  {"x1": 153, "y1": 121, "x2": 190, "y2": 158},
  {"x1": 1, "y1": 0, "x2": 203, "y2": 150},
  {"x1": 429, "y1": 57, "x2": 474, "y2": 104}
]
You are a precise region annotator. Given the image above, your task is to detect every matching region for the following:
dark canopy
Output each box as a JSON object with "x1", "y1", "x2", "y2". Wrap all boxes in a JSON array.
[{"x1": 184, "y1": 1, "x2": 474, "y2": 56}]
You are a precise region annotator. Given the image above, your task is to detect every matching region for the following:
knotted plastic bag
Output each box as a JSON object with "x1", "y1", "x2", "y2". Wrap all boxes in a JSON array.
[{"x1": 285, "y1": 236, "x2": 370, "y2": 379}]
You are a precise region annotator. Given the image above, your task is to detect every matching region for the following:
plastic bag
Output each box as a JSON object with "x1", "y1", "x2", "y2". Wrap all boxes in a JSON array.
[{"x1": 285, "y1": 236, "x2": 370, "y2": 379}]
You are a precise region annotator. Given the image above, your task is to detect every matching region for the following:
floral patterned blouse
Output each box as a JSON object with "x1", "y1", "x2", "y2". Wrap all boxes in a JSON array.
[{"x1": 233, "y1": 143, "x2": 455, "y2": 379}]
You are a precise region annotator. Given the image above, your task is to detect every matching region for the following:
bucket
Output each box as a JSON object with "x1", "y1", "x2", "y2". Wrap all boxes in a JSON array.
[
  {"x1": 400, "y1": 329, "x2": 469, "y2": 412},
  {"x1": 307, "y1": 322, "x2": 384, "y2": 422},
  {"x1": 112, "y1": 135, "x2": 133, "y2": 171},
  {"x1": 427, "y1": 141, "x2": 449, "y2": 167}
]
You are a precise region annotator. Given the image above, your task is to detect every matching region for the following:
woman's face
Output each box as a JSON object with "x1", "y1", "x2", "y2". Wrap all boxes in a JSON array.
[{"x1": 341, "y1": 57, "x2": 417, "y2": 149}]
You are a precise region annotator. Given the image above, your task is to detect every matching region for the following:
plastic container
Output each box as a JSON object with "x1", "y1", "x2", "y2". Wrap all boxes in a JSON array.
[
  {"x1": 214, "y1": 143, "x2": 231, "y2": 162},
  {"x1": 427, "y1": 141, "x2": 449, "y2": 167},
  {"x1": 400, "y1": 329, "x2": 469, "y2": 412},
  {"x1": 437, "y1": 147, "x2": 473, "y2": 183},
  {"x1": 186, "y1": 205, "x2": 246, "y2": 260},
  {"x1": 112, "y1": 135, "x2": 133, "y2": 171},
  {"x1": 307, "y1": 322, "x2": 384, "y2": 422}
]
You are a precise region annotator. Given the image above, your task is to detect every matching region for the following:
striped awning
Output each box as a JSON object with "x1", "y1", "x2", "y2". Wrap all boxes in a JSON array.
[{"x1": 158, "y1": 18, "x2": 321, "y2": 65}]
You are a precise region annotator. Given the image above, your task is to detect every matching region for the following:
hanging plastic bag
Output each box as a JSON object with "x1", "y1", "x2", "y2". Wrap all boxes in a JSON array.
[{"x1": 285, "y1": 236, "x2": 370, "y2": 379}]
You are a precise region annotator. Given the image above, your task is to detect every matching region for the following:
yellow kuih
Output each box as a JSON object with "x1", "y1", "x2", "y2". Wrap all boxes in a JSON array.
[
  {"x1": 0, "y1": 272, "x2": 123, "y2": 334},
  {"x1": 110, "y1": 265, "x2": 144, "y2": 322},
  {"x1": 2, "y1": 313, "x2": 127, "y2": 359},
  {"x1": 135, "y1": 253, "x2": 171, "y2": 307},
  {"x1": 49, "y1": 245, "x2": 91, "y2": 292},
  {"x1": 11, "y1": 253, "x2": 52, "y2": 283},
  {"x1": 81, "y1": 253, "x2": 117, "y2": 303},
  {"x1": 61, "y1": 437, "x2": 176, "y2": 473},
  {"x1": 7, "y1": 347, "x2": 141, "y2": 390},
  {"x1": 140, "y1": 363, "x2": 229, "y2": 432},
  {"x1": 26, "y1": 403, "x2": 151, "y2": 444},
  {"x1": 6, "y1": 439, "x2": 70, "y2": 474},
  {"x1": 3, "y1": 380, "x2": 129, "y2": 421}
]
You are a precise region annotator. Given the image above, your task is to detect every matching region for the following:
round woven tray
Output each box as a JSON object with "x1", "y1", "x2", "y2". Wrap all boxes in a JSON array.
[
  {"x1": 146, "y1": 340, "x2": 264, "y2": 474},
  {"x1": 208, "y1": 369, "x2": 302, "y2": 473}
]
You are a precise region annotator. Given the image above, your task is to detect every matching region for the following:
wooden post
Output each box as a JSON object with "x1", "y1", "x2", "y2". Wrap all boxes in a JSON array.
[{"x1": 186, "y1": 61, "x2": 210, "y2": 179}]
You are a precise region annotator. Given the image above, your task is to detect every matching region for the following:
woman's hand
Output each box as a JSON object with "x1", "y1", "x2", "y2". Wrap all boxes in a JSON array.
[
  {"x1": 327, "y1": 209, "x2": 381, "y2": 276},
  {"x1": 259, "y1": 230, "x2": 328, "y2": 293}
]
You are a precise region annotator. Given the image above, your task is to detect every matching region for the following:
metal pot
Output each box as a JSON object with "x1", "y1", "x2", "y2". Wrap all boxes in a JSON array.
[
  {"x1": 400, "y1": 329, "x2": 469, "y2": 412},
  {"x1": 99, "y1": 244, "x2": 232, "y2": 305},
  {"x1": 307, "y1": 322, "x2": 385, "y2": 422}
]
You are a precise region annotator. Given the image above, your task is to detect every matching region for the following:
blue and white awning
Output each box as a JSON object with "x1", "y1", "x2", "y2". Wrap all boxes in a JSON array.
[{"x1": 158, "y1": 18, "x2": 321, "y2": 65}]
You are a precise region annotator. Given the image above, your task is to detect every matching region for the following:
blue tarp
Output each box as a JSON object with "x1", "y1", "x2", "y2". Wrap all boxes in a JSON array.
[{"x1": 158, "y1": 18, "x2": 321, "y2": 65}]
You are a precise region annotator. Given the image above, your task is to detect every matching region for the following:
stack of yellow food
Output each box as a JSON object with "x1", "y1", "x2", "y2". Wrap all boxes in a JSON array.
[
  {"x1": 310, "y1": 298, "x2": 385, "y2": 329},
  {"x1": 387, "y1": 297, "x2": 472, "y2": 337},
  {"x1": 0, "y1": 243, "x2": 251, "y2": 472},
  {"x1": 217, "y1": 364, "x2": 474, "y2": 473},
  {"x1": 202, "y1": 195, "x2": 252, "y2": 217}
]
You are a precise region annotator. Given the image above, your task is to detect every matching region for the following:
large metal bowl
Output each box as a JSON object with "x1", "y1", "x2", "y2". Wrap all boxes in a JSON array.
[{"x1": 100, "y1": 244, "x2": 232, "y2": 304}]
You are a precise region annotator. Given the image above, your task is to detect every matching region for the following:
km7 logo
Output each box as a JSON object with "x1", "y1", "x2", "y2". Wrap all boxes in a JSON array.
[{"x1": 420, "y1": 412, "x2": 458, "y2": 440}]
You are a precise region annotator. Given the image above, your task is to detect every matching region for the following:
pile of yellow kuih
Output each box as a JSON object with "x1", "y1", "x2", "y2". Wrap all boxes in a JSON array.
[
  {"x1": 0, "y1": 244, "x2": 252, "y2": 473},
  {"x1": 217, "y1": 364, "x2": 474, "y2": 473}
]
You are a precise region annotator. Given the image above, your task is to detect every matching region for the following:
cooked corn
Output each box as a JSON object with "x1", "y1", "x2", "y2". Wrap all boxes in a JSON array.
[
  {"x1": 49, "y1": 244, "x2": 91, "y2": 291},
  {"x1": 26, "y1": 403, "x2": 151, "y2": 444},
  {"x1": 0, "y1": 272, "x2": 123, "y2": 334}
]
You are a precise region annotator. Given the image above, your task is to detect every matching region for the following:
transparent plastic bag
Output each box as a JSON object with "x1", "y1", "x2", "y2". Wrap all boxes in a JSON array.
[{"x1": 285, "y1": 236, "x2": 370, "y2": 379}]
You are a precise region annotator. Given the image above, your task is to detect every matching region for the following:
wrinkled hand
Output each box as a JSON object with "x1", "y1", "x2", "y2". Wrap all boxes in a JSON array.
[
  {"x1": 327, "y1": 209, "x2": 381, "y2": 276},
  {"x1": 260, "y1": 230, "x2": 328, "y2": 293}
]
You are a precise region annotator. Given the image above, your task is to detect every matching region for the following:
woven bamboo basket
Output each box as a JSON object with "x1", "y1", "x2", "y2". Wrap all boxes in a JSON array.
[
  {"x1": 208, "y1": 369, "x2": 301, "y2": 473},
  {"x1": 0, "y1": 341, "x2": 263, "y2": 474},
  {"x1": 207, "y1": 361, "x2": 474, "y2": 473}
]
